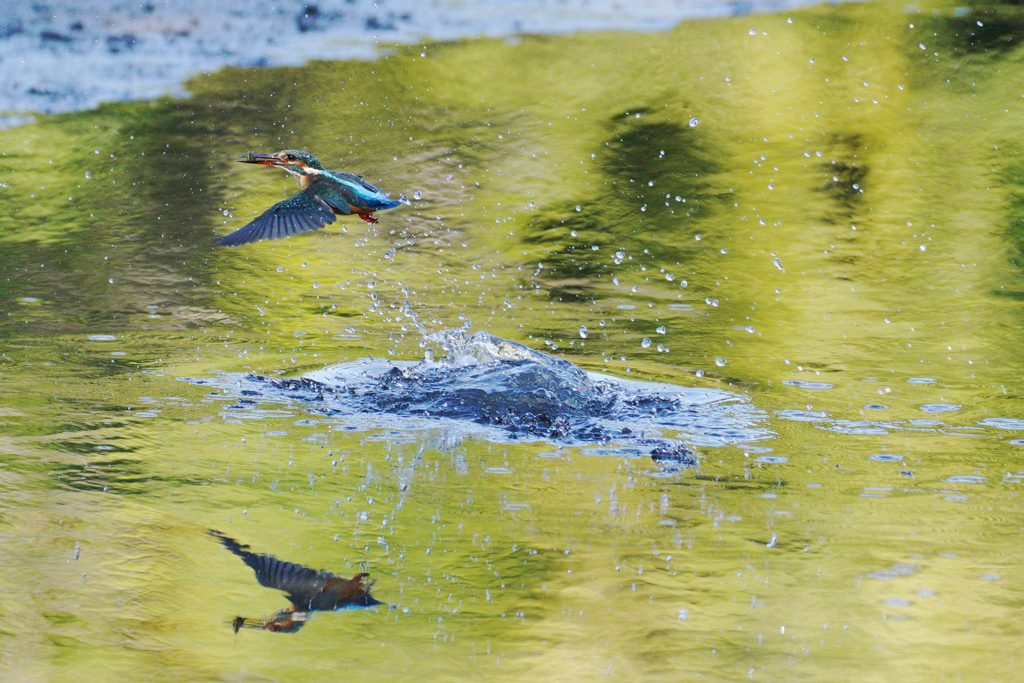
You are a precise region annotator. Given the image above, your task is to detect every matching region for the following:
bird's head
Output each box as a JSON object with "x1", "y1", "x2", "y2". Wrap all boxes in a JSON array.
[{"x1": 236, "y1": 149, "x2": 325, "y2": 175}]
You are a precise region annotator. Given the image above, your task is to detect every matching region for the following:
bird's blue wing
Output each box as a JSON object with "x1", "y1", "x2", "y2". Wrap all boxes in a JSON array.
[
  {"x1": 318, "y1": 171, "x2": 403, "y2": 211},
  {"x1": 218, "y1": 189, "x2": 336, "y2": 246}
]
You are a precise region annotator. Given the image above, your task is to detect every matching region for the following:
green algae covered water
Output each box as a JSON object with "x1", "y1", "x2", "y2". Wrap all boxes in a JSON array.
[{"x1": 4, "y1": 1, "x2": 1024, "y2": 679}]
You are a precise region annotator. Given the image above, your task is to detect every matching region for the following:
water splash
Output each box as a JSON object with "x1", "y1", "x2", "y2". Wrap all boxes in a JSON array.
[{"x1": 189, "y1": 330, "x2": 771, "y2": 467}]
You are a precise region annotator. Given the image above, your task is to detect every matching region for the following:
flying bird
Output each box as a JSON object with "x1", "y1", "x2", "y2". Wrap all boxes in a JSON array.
[
  {"x1": 209, "y1": 529, "x2": 383, "y2": 633},
  {"x1": 218, "y1": 149, "x2": 403, "y2": 247}
]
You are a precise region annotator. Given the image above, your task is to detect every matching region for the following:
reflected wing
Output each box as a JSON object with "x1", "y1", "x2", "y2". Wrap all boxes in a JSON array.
[
  {"x1": 209, "y1": 530, "x2": 336, "y2": 606},
  {"x1": 218, "y1": 189, "x2": 336, "y2": 246}
]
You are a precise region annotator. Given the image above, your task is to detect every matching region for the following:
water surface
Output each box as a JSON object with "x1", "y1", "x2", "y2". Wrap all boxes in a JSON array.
[{"x1": 3, "y1": 1, "x2": 1024, "y2": 679}]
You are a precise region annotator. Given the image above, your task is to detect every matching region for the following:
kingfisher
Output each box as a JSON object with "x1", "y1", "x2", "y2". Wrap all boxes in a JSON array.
[
  {"x1": 209, "y1": 529, "x2": 384, "y2": 633},
  {"x1": 217, "y1": 150, "x2": 403, "y2": 247}
]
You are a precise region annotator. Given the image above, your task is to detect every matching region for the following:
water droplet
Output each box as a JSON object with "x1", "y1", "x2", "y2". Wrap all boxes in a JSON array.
[
  {"x1": 695, "y1": 369, "x2": 705, "y2": 378},
  {"x1": 720, "y1": 248, "x2": 728, "y2": 254},
  {"x1": 84, "y1": 171, "x2": 92, "y2": 179},
  {"x1": 276, "y1": 266, "x2": 284, "y2": 273},
  {"x1": 108, "y1": 278, "x2": 114, "y2": 284},
  {"x1": 312, "y1": 281, "x2": 319, "y2": 289},
  {"x1": 694, "y1": 234, "x2": 702, "y2": 241},
  {"x1": 715, "y1": 357, "x2": 726, "y2": 367},
  {"x1": 612, "y1": 276, "x2": 620, "y2": 286},
  {"x1": 631, "y1": 285, "x2": 639, "y2": 293},
  {"x1": 680, "y1": 280, "x2": 688, "y2": 288},
  {"x1": 656, "y1": 325, "x2": 666, "y2": 334},
  {"x1": 579, "y1": 325, "x2": 588, "y2": 339},
  {"x1": 749, "y1": 28, "x2": 757, "y2": 35},
  {"x1": 641, "y1": 338, "x2": 652, "y2": 349},
  {"x1": 688, "y1": 117, "x2": 700, "y2": 127},
  {"x1": 773, "y1": 258, "x2": 785, "y2": 272},
  {"x1": 413, "y1": 190, "x2": 422, "y2": 200},
  {"x1": 665, "y1": 273, "x2": 675, "y2": 281},
  {"x1": 575, "y1": 205, "x2": 582, "y2": 212}
]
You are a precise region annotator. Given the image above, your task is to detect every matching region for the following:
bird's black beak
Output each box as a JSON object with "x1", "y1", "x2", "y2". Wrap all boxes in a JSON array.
[{"x1": 236, "y1": 152, "x2": 281, "y2": 165}]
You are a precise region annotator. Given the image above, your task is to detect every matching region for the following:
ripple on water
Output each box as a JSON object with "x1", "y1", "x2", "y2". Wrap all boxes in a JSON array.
[
  {"x1": 781, "y1": 380, "x2": 834, "y2": 390},
  {"x1": 907, "y1": 377, "x2": 937, "y2": 384},
  {"x1": 753, "y1": 455, "x2": 788, "y2": 464},
  {"x1": 920, "y1": 403, "x2": 961, "y2": 413},
  {"x1": 979, "y1": 417, "x2": 1024, "y2": 430},
  {"x1": 868, "y1": 453, "x2": 903, "y2": 462},
  {"x1": 776, "y1": 409, "x2": 829, "y2": 422},
  {"x1": 866, "y1": 563, "x2": 920, "y2": 580},
  {"x1": 943, "y1": 475, "x2": 985, "y2": 484}
]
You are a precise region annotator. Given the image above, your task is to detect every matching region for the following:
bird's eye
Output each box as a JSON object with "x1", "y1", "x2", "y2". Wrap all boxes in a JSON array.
[{"x1": 285, "y1": 154, "x2": 297, "y2": 161}]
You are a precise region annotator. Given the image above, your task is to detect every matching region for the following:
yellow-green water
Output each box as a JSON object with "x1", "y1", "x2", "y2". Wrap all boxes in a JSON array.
[{"x1": 3, "y1": 1, "x2": 1024, "y2": 679}]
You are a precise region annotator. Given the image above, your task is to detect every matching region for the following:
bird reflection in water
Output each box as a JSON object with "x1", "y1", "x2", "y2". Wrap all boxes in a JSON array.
[{"x1": 209, "y1": 529, "x2": 384, "y2": 633}]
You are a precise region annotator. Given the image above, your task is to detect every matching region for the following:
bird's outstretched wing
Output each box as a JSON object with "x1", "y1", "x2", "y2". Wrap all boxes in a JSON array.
[{"x1": 218, "y1": 188, "x2": 336, "y2": 246}]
